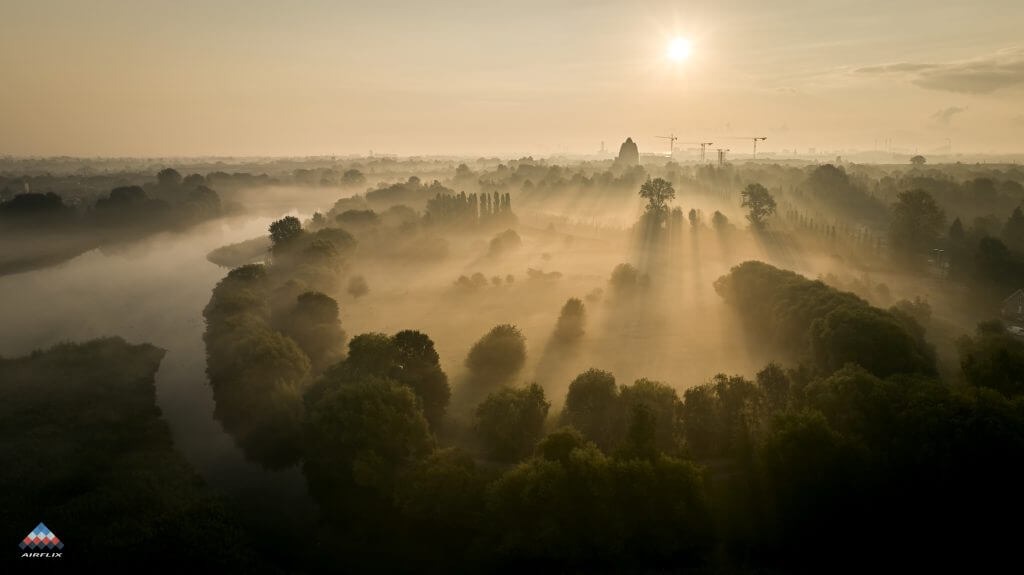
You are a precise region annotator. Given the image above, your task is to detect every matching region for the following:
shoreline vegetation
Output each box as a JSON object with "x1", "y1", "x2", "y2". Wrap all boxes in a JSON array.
[
  {"x1": 0, "y1": 337, "x2": 261, "y2": 571},
  {"x1": 1, "y1": 169, "x2": 225, "y2": 276}
]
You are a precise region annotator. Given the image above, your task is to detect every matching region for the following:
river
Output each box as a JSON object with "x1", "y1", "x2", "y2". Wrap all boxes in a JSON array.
[{"x1": 0, "y1": 215, "x2": 313, "y2": 511}]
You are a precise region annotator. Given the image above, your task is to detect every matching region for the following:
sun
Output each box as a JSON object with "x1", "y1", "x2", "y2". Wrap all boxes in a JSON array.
[{"x1": 668, "y1": 36, "x2": 691, "y2": 62}]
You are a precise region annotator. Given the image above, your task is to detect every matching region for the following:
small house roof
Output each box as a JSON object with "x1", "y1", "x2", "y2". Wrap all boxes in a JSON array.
[{"x1": 1003, "y1": 289, "x2": 1024, "y2": 304}]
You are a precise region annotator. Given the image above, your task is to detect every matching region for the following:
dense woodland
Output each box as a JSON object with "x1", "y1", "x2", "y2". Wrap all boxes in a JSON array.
[{"x1": 4, "y1": 153, "x2": 1024, "y2": 571}]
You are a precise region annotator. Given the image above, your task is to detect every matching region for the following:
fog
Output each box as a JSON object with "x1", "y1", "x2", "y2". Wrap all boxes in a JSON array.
[
  {"x1": 3, "y1": 152, "x2": 1022, "y2": 570},
  {"x1": 6, "y1": 0, "x2": 1024, "y2": 568},
  {"x1": 0, "y1": 156, "x2": 986, "y2": 437}
]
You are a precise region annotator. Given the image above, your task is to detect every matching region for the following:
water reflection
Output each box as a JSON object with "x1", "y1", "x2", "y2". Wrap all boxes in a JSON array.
[{"x1": 0, "y1": 216, "x2": 311, "y2": 509}]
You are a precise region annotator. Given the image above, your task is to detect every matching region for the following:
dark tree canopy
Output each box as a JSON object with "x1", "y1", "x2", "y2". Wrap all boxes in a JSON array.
[
  {"x1": 1002, "y1": 206, "x2": 1024, "y2": 251},
  {"x1": 740, "y1": 183, "x2": 777, "y2": 227},
  {"x1": 949, "y1": 217, "x2": 966, "y2": 242},
  {"x1": 464, "y1": 324, "x2": 527, "y2": 390},
  {"x1": 157, "y1": 167, "x2": 183, "y2": 187},
  {"x1": 0, "y1": 338, "x2": 259, "y2": 568},
  {"x1": 609, "y1": 263, "x2": 648, "y2": 294},
  {"x1": 341, "y1": 168, "x2": 366, "y2": 186},
  {"x1": 305, "y1": 375, "x2": 433, "y2": 506},
  {"x1": 561, "y1": 369, "x2": 620, "y2": 449},
  {"x1": 714, "y1": 261, "x2": 936, "y2": 378},
  {"x1": 957, "y1": 322, "x2": 1024, "y2": 397},
  {"x1": 552, "y1": 297, "x2": 586, "y2": 341},
  {"x1": 474, "y1": 383, "x2": 550, "y2": 462},
  {"x1": 639, "y1": 177, "x2": 676, "y2": 213},
  {"x1": 889, "y1": 189, "x2": 946, "y2": 259},
  {"x1": 269, "y1": 216, "x2": 303, "y2": 248},
  {"x1": 488, "y1": 228, "x2": 522, "y2": 256},
  {"x1": 318, "y1": 330, "x2": 451, "y2": 429}
]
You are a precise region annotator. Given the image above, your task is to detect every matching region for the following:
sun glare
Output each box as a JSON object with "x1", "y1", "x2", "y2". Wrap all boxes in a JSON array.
[{"x1": 668, "y1": 36, "x2": 691, "y2": 62}]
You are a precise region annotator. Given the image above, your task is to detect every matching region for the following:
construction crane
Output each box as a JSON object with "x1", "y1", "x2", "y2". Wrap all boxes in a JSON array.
[
  {"x1": 656, "y1": 134, "x2": 678, "y2": 157},
  {"x1": 716, "y1": 148, "x2": 730, "y2": 166},
  {"x1": 657, "y1": 138, "x2": 715, "y2": 162},
  {"x1": 691, "y1": 141, "x2": 714, "y2": 163},
  {"x1": 672, "y1": 141, "x2": 716, "y2": 162},
  {"x1": 730, "y1": 136, "x2": 767, "y2": 159}
]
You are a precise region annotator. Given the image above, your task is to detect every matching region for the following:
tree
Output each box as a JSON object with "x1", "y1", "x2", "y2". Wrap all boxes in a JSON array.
[
  {"x1": 186, "y1": 185, "x2": 221, "y2": 215},
  {"x1": 740, "y1": 183, "x2": 777, "y2": 227},
  {"x1": 888, "y1": 189, "x2": 945, "y2": 259},
  {"x1": 96, "y1": 185, "x2": 147, "y2": 209},
  {"x1": 714, "y1": 261, "x2": 937, "y2": 378},
  {"x1": 391, "y1": 330, "x2": 451, "y2": 429},
  {"x1": 807, "y1": 164, "x2": 851, "y2": 196},
  {"x1": 619, "y1": 403, "x2": 659, "y2": 460},
  {"x1": 1002, "y1": 206, "x2": 1024, "y2": 251},
  {"x1": 488, "y1": 229, "x2": 522, "y2": 256},
  {"x1": 609, "y1": 263, "x2": 648, "y2": 294},
  {"x1": 809, "y1": 304, "x2": 936, "y2": 378},
  {"x1": 321, "y1": 330, "x2": 451, "y2": 429},
  {"x1": 910, "y1": 155, "x2": 927, "y2": 166},
  {"x1": 759, "y1": 409, "x2": 867, "y2": 557},
  {"x1": 804, "y1": 164, "x2": 885, "y2": 218},
  {"x1": 454, "y1": 163, "x2": 474, "y2": 180},
  {"x1": 948, "y1": 217, "x2": 966, "y2": 242},
  {"x1": 890, "y1": 297, "x2": 931, "y2": 328},
  {"x1": 336, "y1": 209, "x2": 380, "y2": 227},
  {"x1": 618, "y1": 378, "x2": 683, "y2": 455},
  {"x1": 341, "y1": 169, "x2": 366, "y2": 187},
  {"x1": 269, "y1": 216, "x2": 303, "y2": 249},
  {"x1": 280, "y1": 291, "x2": 346, "y2": 371},
  {"x1": 966, "y1": 178, "x2": 997, "y2": 203},
  {"x1": 464, "y1": 324, "x2": 527, "y2": 390},
  {"x1": 957, "y1": 322, "x2": 1024, "y2": 397},
  {"x1": 0, "y1": 338, "x2": 262, "y2": 569},
  {"x1": 639, "y1": 177, "x2": 675, "y2": 213},
  {"x1": 536, "y1": 427, "x2": 592, "y2": 463},
  {"x1": 339, "y1": 333, "x2": 401, "y2": 376},
  {"x1": 394, "y1": 448, "x2": 487, "y2": 559},
  {"x1": 157, "y1": 167, "x2": 183, "y2": 187},
  {"x1": 347, "y1": 275, "x2": 369, "y2": 298},
  {"x1": 561, "y1": 369, "x2": 620, "y2": 449},
  {"x1": 756, "y1": 362, "x2": 791, "y2": 412},
  {"x1": 484, "y1": 443, "x2": 713, "y2": 563},
  {"x1": 182, "y1": 173, "x2": 206, "y2": 187},
  {"x1": 203, "y1": 264, "x2": 310, "y2": 468},
  {"x1": 305, "y1": 375, "x2": 433, "y2": 496},
  {"x1": 973, "y1": 236, "x2": 1024, "y2": 286},
  {"x1": 552, "y1": 298, "x2": 585, "y2": 342},
  {"x1": 474, "y1": 383, "x2": 550, "y2": 462},
  {"x1": 0, "y1": 191, "x2": 68, "y2": 215}
]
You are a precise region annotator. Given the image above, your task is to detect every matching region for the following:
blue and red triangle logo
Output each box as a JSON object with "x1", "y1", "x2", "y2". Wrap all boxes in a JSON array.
[{"x1": 19, "y1": 523, "x2": 63, "y2": 551}]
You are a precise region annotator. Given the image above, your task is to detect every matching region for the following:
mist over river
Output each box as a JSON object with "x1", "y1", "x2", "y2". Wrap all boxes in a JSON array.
[{"x1": 0, "y1": 215, "x2": 313, "y2": 510}]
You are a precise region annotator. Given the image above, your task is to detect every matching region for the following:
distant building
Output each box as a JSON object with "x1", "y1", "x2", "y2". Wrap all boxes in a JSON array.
[
  {"x1": 615, "y1": 137, "x2": 639, "y2": 167},
  {"x1": 1002, "y1": 289, "x2": 1024, "y2": 322}
]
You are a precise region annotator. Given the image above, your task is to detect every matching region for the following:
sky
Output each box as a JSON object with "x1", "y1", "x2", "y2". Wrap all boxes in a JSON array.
[{"x1": 2, "y1": 0, "x2": 1023, "y2": 157}]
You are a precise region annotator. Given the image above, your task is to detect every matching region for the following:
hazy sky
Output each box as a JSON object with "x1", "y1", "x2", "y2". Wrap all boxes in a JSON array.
[{"x1": 2, "y1": 0, "x2": 1023, "y2": 157}]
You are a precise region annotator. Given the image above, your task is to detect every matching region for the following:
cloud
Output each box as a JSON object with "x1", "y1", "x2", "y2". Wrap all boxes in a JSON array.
[
  {"x1": 930, "y1": 106, "x2": 967, "y2": 126},
  {"x1": 855, "y1": 48, "x2": 1024, "y2": 94},
  {"x1": 857, "y1": 62, "x2": 936, "y2": 74}
]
